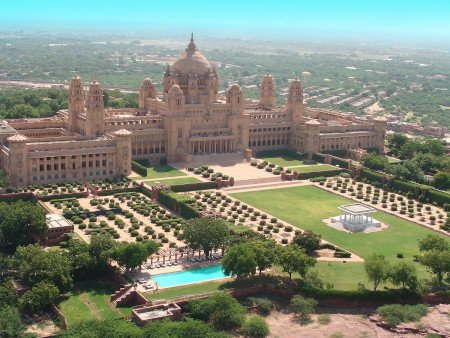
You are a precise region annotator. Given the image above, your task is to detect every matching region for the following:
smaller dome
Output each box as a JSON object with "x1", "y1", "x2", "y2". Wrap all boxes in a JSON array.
[
  {"x1": 143, "y1": 78, "x2": 153, "y2": 84},
  {"x1": 169, "y1": 84, "x2": 182, "y2": 93},
  {"x1": 228, "y1": 84, "x2": 241, "y2": 91},
  {"x1": 113, "y1": 129, "x2": 132, "y2": 137},
  {"x1": 8, "y1": 134, "x2": 28, "y2": 142}
]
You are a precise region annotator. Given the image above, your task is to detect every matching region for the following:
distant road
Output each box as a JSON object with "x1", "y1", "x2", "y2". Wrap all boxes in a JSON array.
[{"x1": 0, "y1": 80, "x2": 138, "y2": 93}]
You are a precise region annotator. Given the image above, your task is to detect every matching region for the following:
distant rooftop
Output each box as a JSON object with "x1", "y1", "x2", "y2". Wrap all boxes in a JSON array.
[
  {"x1": 46, "y1": 213, "x2": 73, "y2": 229},
  {"x1": 339, "y1": 203, "x2": 375, "y2": 215}
]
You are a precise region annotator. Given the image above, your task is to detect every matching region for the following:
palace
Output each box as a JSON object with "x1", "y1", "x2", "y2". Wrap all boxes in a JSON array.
[{"x1": 0, "y1": 35, "x2": 386, "y2": 187}]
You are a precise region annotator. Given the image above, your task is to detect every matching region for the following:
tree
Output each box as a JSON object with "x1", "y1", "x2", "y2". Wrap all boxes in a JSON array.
[
  {"x1": 364, "y1": 254, "x2": 390, "y2": 291},
  {"x1": 277, "y1": 244, "x2": 316, "y2": 281},
  {"x1": 242, "y1": 315, "x2": 270, "y2": 338},
  {"x1": 388, "y1": 133, "x2": 408, "y2": 156},
  {"x1": 19, "y1": 281, "x2": 59, "y2": 314},
  {"x1": 180, "y1": 218, "x2": 229, "y2": 258},
  {"x1": 360, "y1": 153, "x2": 388, "y2": 171},
  {"x1": 251, "y1": 240, "x2": 277, "y2": 275},
  {"x1": 0, "y1": 306, "x2": 25, "y2": 338},
  {"x1": 0, "y1": 201, "x2": 47, "y2": 252},
  {"x1": 432, "y1": 172, "x2": 450, "y2": 190},
  {"x1": 222, "y1": 243, "x2": 257, "y2": 278},
  {"x1": 113, "y1": 242, "x2": 149, "y2": 271},
  {"x1": 0, "y1": 169, "x2": 8, "y2": 188},
  {"x1": 289, "y1": 295, "x2": 318, "y2": 324},
  {"x1": 389, "y1": 262, "x2": 418, "y2": 290},
  {"x1": 420, "y1": 250, "x2": 450, "y2": 286},
  {"x1": 59, "y1": 319, "x2": 143, "y2": 338},
  {"x1": 293, "y1": 230, "x2": 321, "y2": 255},
  {"x1": 66, "y1": 239, "x2": 96, "y2": 280},
  {"x1": 0, "y1": 280, "x2": 18, "y2": 307},
  {"x1": 88, "y1": 234, "x2": 117, "y2": 270},
  {"x1": 144, "y1": 239, "x2": 159, "y2": 257},
  {"x1": 143, "y1": 318, "x2": 225, "y2": 338},
  {"x1": 418, "y1": 234, "x2": 449, "y2": 252},
  {"x1": 186, "y1": 292, "x2": 246, "y2": 331},
  {"x1": 14, "y1": 244, "x2": 72, "y2": 291}
]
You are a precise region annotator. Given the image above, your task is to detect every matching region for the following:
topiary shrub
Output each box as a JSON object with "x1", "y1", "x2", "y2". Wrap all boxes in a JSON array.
[{"x1": 242, "y1": 315, "x2": 270, "y2": 338}]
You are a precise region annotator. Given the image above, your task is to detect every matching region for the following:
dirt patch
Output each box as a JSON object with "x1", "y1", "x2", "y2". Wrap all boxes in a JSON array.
[{"x1": 265, "y1": 304, "x2": 450, "y2": 338}]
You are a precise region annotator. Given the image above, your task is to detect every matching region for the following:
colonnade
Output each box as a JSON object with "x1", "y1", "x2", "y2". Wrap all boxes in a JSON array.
[{"x1": 190, "y1": 139, "x2": 237, "y2": 155}]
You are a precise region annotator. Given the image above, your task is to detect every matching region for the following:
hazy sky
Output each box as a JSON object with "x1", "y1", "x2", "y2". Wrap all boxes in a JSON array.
[{"x1": 2, "y1": 0, "x2": 450, "y2": 43}]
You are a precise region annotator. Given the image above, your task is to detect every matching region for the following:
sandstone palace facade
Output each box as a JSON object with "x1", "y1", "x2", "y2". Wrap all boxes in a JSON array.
[{"x1": 0, "y1": 35, "x2": 386, "y2": 187}]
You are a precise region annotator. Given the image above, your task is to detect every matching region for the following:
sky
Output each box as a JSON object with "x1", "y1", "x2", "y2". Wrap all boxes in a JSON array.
[{"x1": 1, "y1": 0, "x2": 450, "y2": 43}]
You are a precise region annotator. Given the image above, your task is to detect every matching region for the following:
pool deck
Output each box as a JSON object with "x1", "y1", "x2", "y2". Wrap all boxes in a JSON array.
[{"x1": 129, "y1": 256, "x2": 227, "y2": 292}]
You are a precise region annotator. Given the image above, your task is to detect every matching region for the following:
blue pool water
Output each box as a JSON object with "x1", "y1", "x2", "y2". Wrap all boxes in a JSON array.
[{"x1": 151, "y1": 265, "x2": 228, "y2": 288}]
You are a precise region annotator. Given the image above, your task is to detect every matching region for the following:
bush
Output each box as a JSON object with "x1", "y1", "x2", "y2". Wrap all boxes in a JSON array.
[
  {"x1": 317, "y1": 314, "x2": 331, "y2": 325},
  {"x1": 290, "y1": 295, "x2": 318, "y2": 325},
  {"x1": 248, "y1": 297, "x2": 273, "y2": 316},
  {"x1": 242, "y1": 315, "x2": 270, "y2": 338},
  {"x1": 376, "y1": 304, "x2": 428, "y2": 326}
]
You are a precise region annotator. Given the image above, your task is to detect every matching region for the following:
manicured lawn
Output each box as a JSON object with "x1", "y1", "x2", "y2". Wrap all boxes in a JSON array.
[
  {"x1": 231, "y1": 186, "x2": 445, "y2": 263},
  {"x1": 59, "y1": 279, "x2": 130, "y2": 327},
  {"x1": 288, "y1": 164, "x2": 336, "y2": 173},
  {"x1": 143, "y1": 177, "x2": 201, "y2": 186},
  {"x1": 257, "y1": 155, "x2": 307, "y2": 167},
  {"x1": 135, "y1": 164, "x2": 186, "y2": 180}
]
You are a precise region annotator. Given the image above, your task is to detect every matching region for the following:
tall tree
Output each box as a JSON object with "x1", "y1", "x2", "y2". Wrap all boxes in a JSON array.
[
  {"x1": 180, "y1": 218, "x2": 229, "y2": 258},
  {"x1": 252, "y1": 239, "x2": 277, "y2": 275},
  {"x1": 292, "y1": 230, "x2": 321, "y2": 255},
  {"x1": 420, "y1": 250, "x2": 450, "y2": 286},
  {"x1": 113, "y1": 242, "x2": 153, "y2": 271},
  {"x1": 389, "y1": 261, "x2": 418, "y2": 290},
  {"x1": 19, "y1": 281, "x2": 59, "y2": 314},
  {"x1": 418, "y1": 234, "x2": 449, "y2": 252},
  {"x1": 0, "y1": 306, "x2": 25, "y2": 338},
  {"x1": 364, "y1": 254, "x2": 390, "y2": 291},
  {"x1": 88, "y1": 234, "x2": 117, "y2": 270},
  {"x1": 222, "y1": 243, "x2": 257, "y2": 278},
  {"x1": 0, "y1": 201, "x2": 47, "y2": 252},
  {"x1": 14, "y1": 243, "x2": 72, "y2": 291},
  {"x1": 277, "y1": 244, "x2": 316, "y2": 281}
]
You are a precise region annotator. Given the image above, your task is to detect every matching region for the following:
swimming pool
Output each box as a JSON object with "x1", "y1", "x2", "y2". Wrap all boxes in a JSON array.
[{"x1": 151, "y1": 265, "x2": 229, "y2": 288}]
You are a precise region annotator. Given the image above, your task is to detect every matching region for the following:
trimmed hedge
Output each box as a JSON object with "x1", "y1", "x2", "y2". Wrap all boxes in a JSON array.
[
  {"x1": 131, "y1": 161, "x2": 147, "y2": 176},
  {"x1": 359, "y1": 167, "x2": 385, "y2": 184},
  {"x1": 170, "y1": 181, "x2": 218, "y2": 192},
  {"x1": 297, "y1": 169, "x2": 344, "y2": 180},
  {"x1": 158, "y1": 189, "x2": 198, "y2": 219},
  {"x1": 312, "y1": 153, "x2": 325, "y2": 163},
  {"x1": 97, "y1": 186, "x2": 139, "y2": 196}
]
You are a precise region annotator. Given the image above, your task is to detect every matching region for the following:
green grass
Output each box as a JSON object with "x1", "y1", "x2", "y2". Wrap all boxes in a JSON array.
[
  {"x1": 231, "y1": 186, "x2": 445, "y2": 262},
  {"x1": 135, "y1": 164, "x2": 187, "y2": 180},
  {"x1": 58, "y1": 279, "x2": 131, "y2": 327},
  {"x1": 145, "y1": 280, "x2": 229, "y2": 300},
  {"x1": 257, "y1": 155, "x2": 307, "y2": 167},
  {"x1": 143, "y1": 177, "x2": 201, "y2": 186},
  {"x1": 288, "y1": 164, "x2": 337, "y2": 173}
]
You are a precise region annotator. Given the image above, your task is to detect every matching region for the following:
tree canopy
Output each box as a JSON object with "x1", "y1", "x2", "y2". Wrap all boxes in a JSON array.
[
  {"x1": 180, "y1": 218, "x2": 230, "y2": 258},
  {"x1": 277, "y1": 244, "x2": 316, "y2": 281},
  {"x1": 364, "y1": 254, "x2": 390, "y2": 291},
  {"x1": 222, "y1": 242, "x2": 257, "y2": 278}
]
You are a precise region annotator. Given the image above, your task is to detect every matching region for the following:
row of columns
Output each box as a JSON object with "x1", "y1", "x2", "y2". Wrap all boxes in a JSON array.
[
  {"x1": 132, "y1": 142, "x2": 165, "y2": 155},
  {"x1": 190, "y1": 139, "x2": 237, "y2": 155}
]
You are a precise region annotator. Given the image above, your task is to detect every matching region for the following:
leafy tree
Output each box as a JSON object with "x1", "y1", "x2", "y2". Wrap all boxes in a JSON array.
[
  {"x1": 180, "y1": 218, "x2": 229, "y2": 258},
  {"x1": 302, "y1": 270, "x2": 325, "y2": 289},
  {"x1": 242, "y1": 315, "x2": 270, "y2": 338},
  {"x1": 14, "y1": 243, "x2": 72, "y2": 291},
  {"x1": 186, "y1": 292, "x2": 246, "y2": 331},
  {"x1": 144, "y1": 239, "x2": 159, "y2": 256},
  {"x1": 19, "y1": 281, "x2": 59, "y2": 314},
  {"x1": 66, "y1": 239, "x2": 96, "y2": 280},
  {"x1": 251, "y1": 239, "x2": 277, "y2": 275},
  {"x1": 418, "y1": 234, "x2": 449, "y2": 252},
  {"x1": 0, "y1": 169, "x2": 8, "y2": 188},
  {"x1": 387, "y1": 133, "x2": 408, "y2": 156},
  {"x1": 88, "y1": 234, "x2": 117, "y2": 269},
  {"x1": 222, "y1": 243, "x2": 257, "y2": 278},
  {"x1": 58, "y1": 319, "x2": 143, "y2": 338},
  {"x1": 289, "y1": 295, "x2": 318, "y2": 324},
  {"x1": 0, "y1": 201, "x2": 47, "y2": 252},
  {"x1": 398, "y1": 141, "x2": 418, "y2": 160},
  {"x1": 292, "y1": 230, "x2": 321, "y2": 255},
  {"x1": 277, "y1": 244, "x2": 316, "y2": 280},
  {"x1": 389, "y1": 262, "x2": 418, "y2": 290},
  {"x1": 364, "y1": 254, "x2": 390, "y2": 291},
  {"x1": 432, "y1": 171, "x2": 450, "y2": 190},
  {"x1": 0, "y1": 280, "x2": 18, "y2": 307},
  {"x1": 420, "y1": 250, "x2": 450, "y2": 286},
  {"x1": 360, "y1": 153, "x2": 388, "y2": 171},
  {"x1": 113, "y1": 242, "x2": 150, "y2": 271},
  {"x1": 143, "y1": 318, "x2": 225, "y2": 338},
  {"x1": 0, "y1": 305, "x2": 25, "y2": 338}
]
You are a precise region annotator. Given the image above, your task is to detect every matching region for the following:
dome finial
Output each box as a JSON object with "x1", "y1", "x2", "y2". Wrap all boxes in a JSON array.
[{"x1": 187, "y1": 33, "x2": 197, "y2": 51}]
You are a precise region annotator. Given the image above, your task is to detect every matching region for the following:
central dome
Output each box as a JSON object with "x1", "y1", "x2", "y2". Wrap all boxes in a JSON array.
[{"x1": 172, "y1": 34, "x2": 211, "y2": 76}]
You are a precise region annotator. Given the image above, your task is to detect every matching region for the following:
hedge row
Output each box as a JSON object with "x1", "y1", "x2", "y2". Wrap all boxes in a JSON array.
[
  {"x1": 158, "y1": 189, "x2": 198, "y2": 219},
  {"x1": 40, "y1": 191, "x2": 87, "y2": 202},
  {"x1": 170, "y1": 181, "x2": 218, "y2": 192},
  {"x1": 312, "y1": 153, "x2": 325, "y2": 163},
  {"x1": 131, "y1": 161, "x2": 147, "y2": 176},
  {"x1": 256, "y1": 149, "x2": 306, "y2": 160},
  {"x1": 330, "y1": 157, "x2": 350, "y2": 169},
  {"x1": 297, "y1": 169, "x2": 344, "y2": 180},
  {"x1": 359, "y1": 167, "x2": 385, "y2": 184},
  {"x1": 97, "y1": 186, "x2": 139, "y2": 196},
  {"x1": 299, "y1": 287, "x2": 422, "y2": 302}
]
